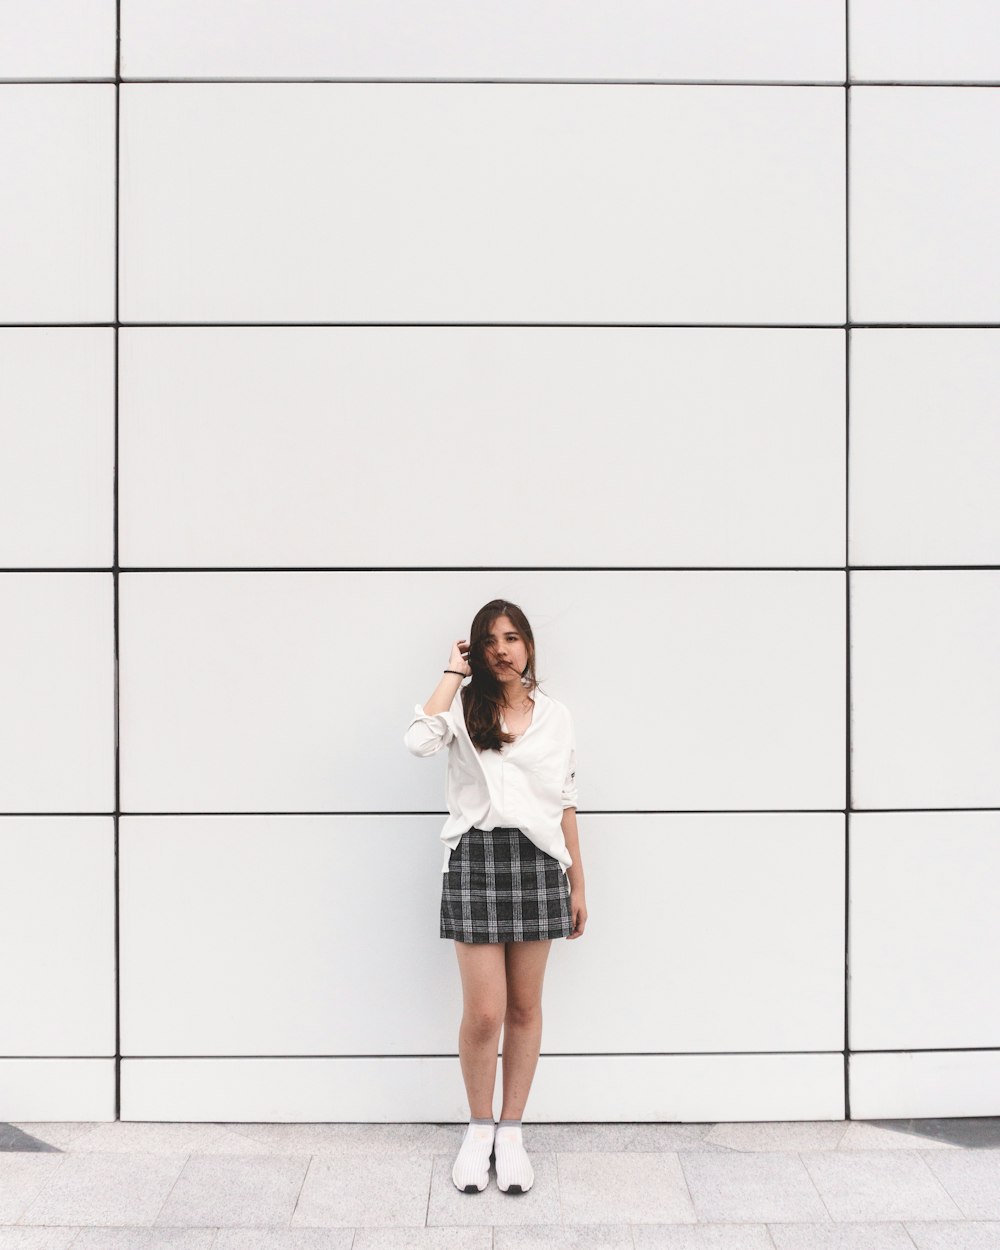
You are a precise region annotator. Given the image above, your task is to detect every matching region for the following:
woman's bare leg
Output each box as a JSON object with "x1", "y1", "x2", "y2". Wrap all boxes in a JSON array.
[
  {"x1": 499, "y1": 939, "x2": 553, "y2": 1120},
  {"x1": 452, "y1": 941, "x2": 507, "y2": 1120}
]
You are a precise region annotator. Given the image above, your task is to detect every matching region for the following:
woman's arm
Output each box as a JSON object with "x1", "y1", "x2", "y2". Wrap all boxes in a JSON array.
[
  {"x1": 422, "y1": 669, "x2": 465, "y2": 716},
  {"x1": 561, "y1": 806, "x2": 585, "y2": 897},
  {"x1": 403, "y1": 670, "x2": 465, "y2": 756}
]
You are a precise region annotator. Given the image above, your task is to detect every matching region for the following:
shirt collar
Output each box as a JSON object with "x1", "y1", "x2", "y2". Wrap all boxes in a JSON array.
[{"x1": 451, "y1": 682, "x2": 550, "y2": 717}]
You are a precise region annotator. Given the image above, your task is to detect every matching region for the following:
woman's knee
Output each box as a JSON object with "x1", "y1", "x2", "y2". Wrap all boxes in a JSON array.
[
  {"x1": 455, "y1": 941, "x2": 507, "y2": 1032},
  {"x1": 504, "y1": 998, "x2": 542, "y2": 1028},
  {"x1": 462, "y1": 1003, "x2": 506, "y2": 1039}
]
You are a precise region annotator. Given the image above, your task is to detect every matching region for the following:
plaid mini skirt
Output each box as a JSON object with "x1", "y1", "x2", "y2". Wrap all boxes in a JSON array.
[{"x1": 441, "y1": 825, "x2": 573, "y2": 944}]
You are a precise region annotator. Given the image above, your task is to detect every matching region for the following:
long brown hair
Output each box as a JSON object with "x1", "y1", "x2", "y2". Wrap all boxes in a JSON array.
[{"x1": 461, "y1": 599, "x2": 543, "y2": 753}]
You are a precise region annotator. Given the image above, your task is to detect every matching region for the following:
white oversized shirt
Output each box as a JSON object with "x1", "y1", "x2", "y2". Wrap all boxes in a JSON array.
[{"x1": 403, "y1": 683, "x2": 577, "y2": 875}]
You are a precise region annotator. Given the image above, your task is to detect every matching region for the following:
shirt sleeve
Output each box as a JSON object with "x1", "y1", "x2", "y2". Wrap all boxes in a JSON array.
[
  {"x1": 403, "y1": 702, "x2": 457, "y2": 757},
  {"x1": 561, "y1": 711, "x2": 578, "y2": 809},
  {"x1": 561, "y1": 746, "x2": 578, "y2": 808}
]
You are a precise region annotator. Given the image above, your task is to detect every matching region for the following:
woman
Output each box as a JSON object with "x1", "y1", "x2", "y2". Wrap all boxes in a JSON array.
[{"x1": 403, "y1": 598, "x2": 588, "y2": 1195}]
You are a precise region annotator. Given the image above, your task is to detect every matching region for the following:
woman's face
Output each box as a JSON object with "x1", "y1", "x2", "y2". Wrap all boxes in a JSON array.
[{"x1": 483, "y1": 615, "x2": 529, "y2": 682}]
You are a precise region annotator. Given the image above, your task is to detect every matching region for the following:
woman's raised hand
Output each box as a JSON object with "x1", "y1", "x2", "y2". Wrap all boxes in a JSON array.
[{"x1": 448, "y1": 638, "x2": 472, "y2": 677}]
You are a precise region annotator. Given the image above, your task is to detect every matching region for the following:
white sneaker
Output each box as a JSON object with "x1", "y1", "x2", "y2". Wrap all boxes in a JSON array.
[
  {"x1": 494, "y1": 1123, "x2": 534, "y2": 1193},
  {"x1": 452, "y1": 1119, "x2": 496, "y2": 1192}
]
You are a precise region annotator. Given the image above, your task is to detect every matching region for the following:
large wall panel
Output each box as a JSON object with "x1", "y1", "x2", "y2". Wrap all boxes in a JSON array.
[
  {"x1": 0, "y1": 817, "x2": 115, "y2": 1055},
  {"x1": 0, "y1": 575, "x2": 115, "y2": 813},
  {"x1": 0, "y1": 0, "x2": 115, "y2": 79},
  {"x1": 850, "y1": 571, "x2": 1000, "y2": 810},
  {"x1": 120, "y1": 0, "x2": 846, "y2": 83},
  {"x1": 0, "y1": 328, "x2": 115, "y2": 568},
  {"x1": 118, "y1": 326, "x2": 845, "y2": 568},
  {"x1": 118, "y1": 83, "x2": 846, "y2": 325},
  {"x1": 849, "y1": 329, "x2": 1000, "y2": 566},
  {"x1": 850, "y1": 87, "x2": 1000, "y2": 323},
  {"x1": 118, "y1": 813, "x2": 844, "y2": 1057},
  {"x1": 119, "y1": 571, "x2": 846, "y2": 814},
  {"x1": 0, "y1": 85, "x2": 116, "y2": 323},
  {"x1": 851, "y1": 0, "x2": 1000, "y2": 82},
  {"x1": 849, "y1": 811, "x2": 1000, "y2": 1051}
]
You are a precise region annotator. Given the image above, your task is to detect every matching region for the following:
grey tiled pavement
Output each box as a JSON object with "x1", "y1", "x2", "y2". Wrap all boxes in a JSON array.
[{"x1": 1, "y1": 1119, "x2": 999, "y2": 1248}]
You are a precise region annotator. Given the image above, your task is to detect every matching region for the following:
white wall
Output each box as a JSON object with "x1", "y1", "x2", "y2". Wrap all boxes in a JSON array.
[{"x1": 1, "y1": 0, "x2": 998, "y2": 1124}]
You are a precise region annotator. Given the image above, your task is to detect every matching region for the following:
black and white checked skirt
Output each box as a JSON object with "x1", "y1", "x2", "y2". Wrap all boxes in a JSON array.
[{"x1": 440, "y1": 825, "x2": 573, "y2": 943}]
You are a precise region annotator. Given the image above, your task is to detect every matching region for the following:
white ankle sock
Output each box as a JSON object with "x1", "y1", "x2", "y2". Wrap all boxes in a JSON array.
[
  {"x1": 494, "y1": 1119, "x2": 533, "y2": 1192},
  {"x1": 452, "y1": 1116, "x2": 496, "y2": 1192}
]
